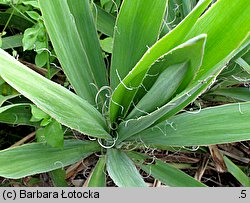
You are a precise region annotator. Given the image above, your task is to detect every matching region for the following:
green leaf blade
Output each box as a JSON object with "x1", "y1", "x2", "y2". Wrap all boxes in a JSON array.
[
  {"x1": 127, "y1": 62, "x2": 188, "y2": 119},
  {"x1": 39, "y1": 0, "x2": 108, "y2": 105},
  {"x1": 87, "y1": 156, "x2": 106, "y2": 187},
  {"x1": 0, "y1": 140, "x2": 100, "y2": 179},
  {"x1": 117, "y1": 35, "x2": 207, "y2": 141},
  {"x1": 224, "y1": 156, "x2": 250, "y2": 187},
  {"x1": 207, "y1": 88, "x2": 250, "y2": 102},
  {"x1": 94, "y1": 5, "x2": 116, "y2": 37},
  {"x1": 0, "y1": 104, "x2": 39, "y2": 126},
  {"x1": 187, "y1": 0, "x2": 250, "y2": 82},
  {"x1": 129, "y1": 102, "x2": 250, "y2": 147},
  {"x1": 110, "y1": 0, "x2": 168, "y2": 89},
  {"x1": 128, "y1": 152, "x2": 206, "y2": 187},
  {"x1": 107, "y1": 149, "x2": 147, "y2": 187},
  {"x1": 109, "y1": 0, "x2": 211, "y2": 123},
  {"x1": 0, "y1": 49, "x2": 111, "y2": 139},
  {"x1": 44, "y1": 120, "x2": 64, "y2": 148}
]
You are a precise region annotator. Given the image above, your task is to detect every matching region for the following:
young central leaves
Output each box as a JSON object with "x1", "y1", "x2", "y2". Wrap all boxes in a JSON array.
[
  {"x1": 117, "y1": 34, "x2": 207, "y2": 143},
  {"x1": 127, "y1": 62, "x2": 188, "y2": 119},
  {"x1": 109, "y1": 0, "x2": 211, "y2": 124}
]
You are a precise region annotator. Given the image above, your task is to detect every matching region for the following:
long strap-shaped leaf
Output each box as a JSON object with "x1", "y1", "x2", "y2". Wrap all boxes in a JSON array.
[
  {"x1": 94, "y1": 5, "x2": 116, "y2": 37},
  {"x1": 109, "y1": 0, "x2": 211, "y2": 123},
  {"x1": 187, "y1": 0, "x2": 250, "y2": 82},
  {"x1": 127, "y1": 35, "x2": 206, "y2": 119},
  {"x1": 0, "y1": 49, "x2": 111, "y2": 139},
  {"x1": 39, "y1": 0, "x2": 108, "y2": 105},
  {"x1": 117, "y1": 35, "x2": 206, "y2": 141},
  {"x1": 127, "y1": 151, "x2": 206, "y2": 187},
  {"x1": 127, "y1": 62, "x2": 188, "y2": 119},
  {"x1": 224, "y1": 156, "x2": 250, "y2": 187},
  {"x1": 116, "y1": 0, "x2": 250, "y2": 142},
  {"x1": 87, "y1": 156, "x2": 107, "y2": 187},
  {"x1": 110, "y1": 0, "x2": 168, "y2": 89},
  {"x1": 107, "y1": 149, "x2": 147, "y2": 187},
  {"x1": 207, "y1": 88, "x2": 250, "y2": 102},
  {"x1": 0, "y1": 140, "x2": 100, "y2": 179},
  {"x1": 128, "y1": 102, "x2": 250, "y2": 147}
]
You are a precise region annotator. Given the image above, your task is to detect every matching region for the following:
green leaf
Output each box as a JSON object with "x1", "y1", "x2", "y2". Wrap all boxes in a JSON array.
[
  {"x1": 0, "y1": 104, "x2": 38, "y2": 126},
  {"x1": 127, "y1": 151, "x2": 206, "y2": 187},
  {"x1": 93, "y1": 5, "x2": 116, "y2": 37},
  {"x1": 0, "y1": 140, "x2": 100, "y2": 179},
  {"x1": 117, "y1": 35, "x2": 207, "y2": 141},
  {"x1": 236, "y1": 57, "x2": 250, "y2": 73},
  {"x1": 0, "y1": 36, "x2": 2, "y2": 48},
  {"x1": 100, "y1": 37, "x2": 113, "y2": 54},
  {"x1": 1, "y1": 35, "x2": 23, "y2": 50},
  {"x1": 129, "y1": 102, "x2": 250, "y2": 147},
  {"x1": 35, "y1": 51, "x2": 48, "y2": 67},
  {"x1": 26, "y1": 11, "x2": 40, "y2": 21},
  {"x1": 107, "y1": 149, "x2": 147, "y2": 187},
  {"x1": 39, "y1": 0, "x2": 108, "y2": 105},
  {"x1": 0, "y1": 12, "x2": 34, "y2": 31},
  {"x1": 0, "y1": 49, "x2": 111, "y2": 139},
  {"x1": 127, "y1": 62, "x2": 188, "y2": 119},
  {"x1": 22, "y1": 25, "x2": 40, "y2": 51},
  {"x1": 224, "y1": 156, "x2": 250, "y2": 187},
  {"x1": 87, "y1": 156, "x2": 106, "y2": 187},
  {"x1": 36, "y1": 127, "x2": 45, "y2": 142},
  {"x1": 109, "y1": 0, "x2": 211, "y2": 123},
  {"x1": 44, "y1": 119, "x2": 64, "y2": 148},
  {"x1": 182, "y1": 0, "x2": 197, "y2": 17},
  {"x1": 127, "y1": 34, "x2": 206, "y2": 119},
  {"x1": 116, "y1": 0, "x2": 250, "y2": 141},
  {"x1": 0, "y1": 94, "x2": 19, "y2": 106},
  {"x1": 40, "y1": 116, "x2": 52, "y2": 126},
  {"x1": 186, "y1": 0, "x2": 250, "y2": 82},
  {"x1": 49, "y1": 168, "x2": 68, "y2": 187},
  {"x1": 110, "y1": 0, "x2": 168, "y2": 89},
  {"x1": 30, "y1": 105, "x2": 49, "y2": 121},
  {"x1": 207, "y1": 88, "x2": 250, "y2": 102},
  {"x1": 100, "y1": 0, "x2": 110, "y2": 7},
  {"x1": 22, "y1": 0, "x2": 40, "y2": 9},
  {"x1": 0, "y1": 76, "x2": 4, "y2": 86}
]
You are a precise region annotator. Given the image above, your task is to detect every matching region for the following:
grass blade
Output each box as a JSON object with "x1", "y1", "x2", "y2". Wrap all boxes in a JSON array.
[
  {"x1": 236, "y1": 58, "x2": 250, "y2": 73},
  {"x1": 117, "y1": 35, "x2": 206, "y2": 140},
  {"x1": 127, "y1": 62, "x2": 188, "y2": 119}
]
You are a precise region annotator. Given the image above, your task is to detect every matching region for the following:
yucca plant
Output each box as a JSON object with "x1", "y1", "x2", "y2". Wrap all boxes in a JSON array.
[{"x1": 0, "y1": 0, "x2": 250, "y2": 187}]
